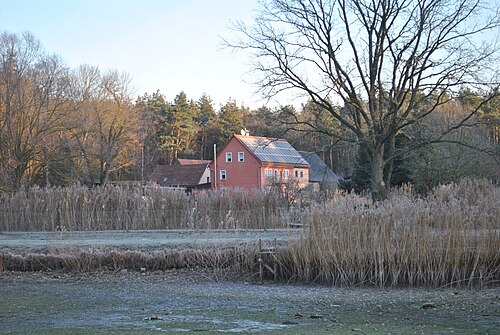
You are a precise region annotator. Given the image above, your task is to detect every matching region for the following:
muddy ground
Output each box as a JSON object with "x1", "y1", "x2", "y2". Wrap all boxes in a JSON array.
[{"x1": 0, "y1": 270, "x2": 498, "y2": 335}]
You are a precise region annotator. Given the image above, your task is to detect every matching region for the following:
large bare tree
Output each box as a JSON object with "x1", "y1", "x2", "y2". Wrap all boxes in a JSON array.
[{"x1": 229, "y1": 0, "x2": 500, "y2": 200}]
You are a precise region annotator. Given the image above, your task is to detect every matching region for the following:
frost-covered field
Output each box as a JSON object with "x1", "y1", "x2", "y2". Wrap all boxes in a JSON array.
[
  {"x1": 1, "y1": 228, "x2": 498, "y2": 334},
  {"x1": 0, "y1": 271, "x2": 498, "y2": 335},
  {"x1": 0, "y1": 229, "x2": 298, "y2": 251}
]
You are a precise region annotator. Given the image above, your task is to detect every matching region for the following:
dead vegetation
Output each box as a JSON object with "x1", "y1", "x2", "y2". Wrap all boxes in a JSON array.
[
  {"x1": 279, "y1": 179, "x2": 500, "y2": 287},
  {"x1": 0, "y1": 179, "x2": 498, "y2": 288},
  {"x1": 0, "y1": 185, "x2": 287, "y2": 231},
  {"x1": 0, "y1": 244, "x2": 258, "y2": 276}
]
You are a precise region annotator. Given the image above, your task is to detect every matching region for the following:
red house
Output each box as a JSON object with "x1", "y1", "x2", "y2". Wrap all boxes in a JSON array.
[{"x1": 211, "y1": 134, "x2": 310, "y2": 191}]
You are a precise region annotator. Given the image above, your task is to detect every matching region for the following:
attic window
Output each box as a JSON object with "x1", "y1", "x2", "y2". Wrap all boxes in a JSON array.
[
  {"x1": 238, "y1": 152, "x2": 244, "y2": 162},
  {"x1": 226, "y1": 152, "x2": 232, "y2": 162}
]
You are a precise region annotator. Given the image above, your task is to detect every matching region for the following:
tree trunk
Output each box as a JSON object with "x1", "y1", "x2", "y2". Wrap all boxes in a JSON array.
[
  {"x1": 383, "y1": 135, "x2": 396, "y2": 187},
  {"x1": 371, "y1": 149, "x2": 389, "y2": 202},
  {"x1": 200, "y1": 132, "x2": 206, "y2": 160}
]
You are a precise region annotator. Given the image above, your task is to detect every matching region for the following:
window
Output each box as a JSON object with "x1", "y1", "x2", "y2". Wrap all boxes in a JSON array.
[
  {"x1": 225, "y1": 152, "x2": 232, "y2": 162},
  {"x1": 220, "y1": 170, "x2": 227, "y2": 180},
  {"x1": 274, "y1": 169, "x2": 279, "y2": 180},
  {"x1": 283, "y1": 170, "x2": 289, "y2": 180},
  {"x1": 264, "y1": 168, "x2": 271, "y2": 179},
  {"x1": 294, "y1": 169, "x2": 304, "y2": 178},
  {"x1": 238, "y1": 152, "x2": 244, "y2": 162}
]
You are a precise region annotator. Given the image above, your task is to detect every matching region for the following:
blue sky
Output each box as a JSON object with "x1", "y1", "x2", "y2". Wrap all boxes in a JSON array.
[{"x1": 0, "y1": 0, "x2": 270, "y2": 108}]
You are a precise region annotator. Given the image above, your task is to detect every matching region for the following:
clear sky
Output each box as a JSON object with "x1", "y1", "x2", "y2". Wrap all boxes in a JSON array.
[{"x1": 0, "y1": 0, "x2": 273, "y2": 108}]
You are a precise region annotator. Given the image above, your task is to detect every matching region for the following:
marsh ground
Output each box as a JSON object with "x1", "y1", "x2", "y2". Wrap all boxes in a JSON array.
[
  {"x1": 0, "y1": 270, "x2": 498, "y2": 335},
  {"x1": 1, "y1": 230, "x2": 498, "y2": 334}
]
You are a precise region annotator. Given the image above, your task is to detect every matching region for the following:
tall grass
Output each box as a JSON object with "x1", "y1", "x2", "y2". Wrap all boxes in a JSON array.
[
  {"x1": 279, "y1": 179, "x2": 499, "y2": 287},
  {"x1": 1, "y1": 179, "x2": 498, "y2": 288},
  {"x1": 0, "y1": 185, "x2": 288, "y2": 231},
  {"x1": 0, "y1": 244, "x2": 257, "y2": 276}
]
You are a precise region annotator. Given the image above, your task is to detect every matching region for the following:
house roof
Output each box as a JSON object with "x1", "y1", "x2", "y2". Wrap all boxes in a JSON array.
[
  {"x1": 176, "y1": 159, "x2": 211, "y2": 165},
  {"x1": 298, "y1": 151, "x2": 341, "y2": 184},
  {"x1": 150, "y1": 164, "x2": 208, "y2": 187},
  {"x1": 234, "y1": 134, "x2": 309, "y2": 166}
]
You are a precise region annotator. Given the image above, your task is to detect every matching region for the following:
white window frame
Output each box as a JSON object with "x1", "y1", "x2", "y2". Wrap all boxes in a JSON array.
[
  {"x1": 225, "y1": 152, "x2": 232, "y2": 163},
  {"x1": 283, "y1": 169, "x2": 289, "y2": 180},
  {"x1": 294, "y1": 169, "x2": 305, "y2": 178},
  {"x1": 264, "y1": 168, "x2": 271, "y2": 179},
  {"x1": 220, "y1": 170, "x2": 227, "y2": 180},
  {"x1": 238, "y1": 151, "x2": 244, "y2": 162},
  {"x1": 274, "y1": 169, "x2": 279, "y2": 181}
]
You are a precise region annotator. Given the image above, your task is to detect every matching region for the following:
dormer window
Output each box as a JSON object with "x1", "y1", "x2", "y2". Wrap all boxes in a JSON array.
[{"x1": 226, "y1": 152, "x2": 232, "y2": 162}]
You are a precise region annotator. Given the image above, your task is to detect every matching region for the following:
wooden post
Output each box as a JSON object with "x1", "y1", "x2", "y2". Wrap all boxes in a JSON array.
[
  {"x1": 261, "y1": 206, "x2": 265, "y2": 229},
  {"x1": 258, "y1": 238, "x2": 277, "y2": 282},
  {"x1": 258, "y1": 238, "x2": 263, "y2": 282}
]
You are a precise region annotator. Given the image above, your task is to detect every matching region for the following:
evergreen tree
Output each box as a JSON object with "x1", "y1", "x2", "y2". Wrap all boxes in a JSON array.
[
  {"x1": 136, "y1": 91, "x2": 170, "y2": 165},
  {"x1": 246, "y1": 106, "x2": 283, "y2": 138},
  {"x1": 162, "y1": 91, "x2": 199, "y2": 163},
  {"x1": 195, "y1": 94, "x2": 218, "y2": 160},
  {"x1": 219, "y1": 99, "x2": 249, "y2": 141}
]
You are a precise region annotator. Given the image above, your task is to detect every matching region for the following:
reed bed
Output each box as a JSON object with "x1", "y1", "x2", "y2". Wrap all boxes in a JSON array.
[
  {"x1": 279, "y1": 179, "x2": 499, "y2": 287},
  {"x1": 0, "y1": 244, "x2": 258, "y2": 276},
  {"x1": 0, "y1": 179, "x2": 498, "y2": 288},
  {"x1": 0, "y1": 185, "x2": 288, "y2": 231}
]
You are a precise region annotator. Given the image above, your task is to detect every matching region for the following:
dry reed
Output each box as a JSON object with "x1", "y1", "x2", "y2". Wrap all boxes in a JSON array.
[
  {"x1": 1, "y1": 178, "x2": 498, "y2": 288},
  {"x1": 0, "y1": 244, "x2": 258, "y2": 276},
  {"x1": 0, "y1": 185, "x2": 287, "y2": 231},
  {"x1": 279, "y1": 179, "x2": 499, "y2": 287}
]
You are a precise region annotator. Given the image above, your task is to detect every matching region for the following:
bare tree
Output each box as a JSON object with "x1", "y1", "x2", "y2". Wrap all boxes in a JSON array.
[
  {"x1": 228, "y1": 0, "x2": 500, "y2": 200},
  {"x1": 68, "y1": 66, "x2": 139, "y2": 185},
  {"x1": 0, "y1": 32, "x2": 69, "y2": 192}
]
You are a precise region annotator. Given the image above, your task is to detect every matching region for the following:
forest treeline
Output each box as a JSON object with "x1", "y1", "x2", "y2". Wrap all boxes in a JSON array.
[{"x1": 1, "y1": 31, "x2": 499, "y2": 194}]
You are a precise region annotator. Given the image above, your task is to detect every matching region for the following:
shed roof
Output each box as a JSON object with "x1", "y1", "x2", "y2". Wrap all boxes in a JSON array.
[
  {"x1": 176, "y1": 159, "x2": 211, "y2": 165},
  {"x1": 298, "y1": 151, "x2": 341, "y2": 184},
  {"x1": 150, "y1": 164, "x2": 208, "y2": 187},
  {"x1": 235, "y1": 134, "x2": 309, "y2": 166}
]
